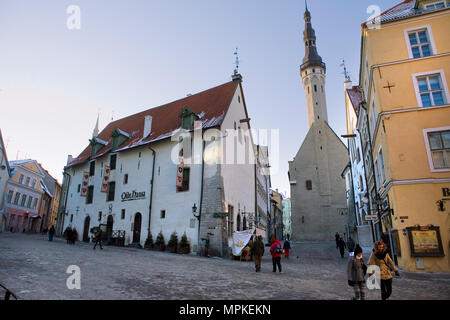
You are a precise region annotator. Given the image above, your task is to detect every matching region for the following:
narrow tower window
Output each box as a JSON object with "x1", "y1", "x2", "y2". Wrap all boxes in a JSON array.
[{"x1": 314, "y1": 85, "x2": 317, "y2": 92}]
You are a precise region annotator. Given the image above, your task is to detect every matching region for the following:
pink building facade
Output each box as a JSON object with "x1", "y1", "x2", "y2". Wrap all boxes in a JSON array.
[{"x1": 5, "y1": 160, "x2": 44, "y2": 232}]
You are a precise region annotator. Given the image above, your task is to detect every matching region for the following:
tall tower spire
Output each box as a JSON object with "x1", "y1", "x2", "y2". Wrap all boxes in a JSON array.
[
  {"x1": 300, "y1": 5, "x2": 328, "y2": 128},
  {"x1": 93, "y1": 113, "x2": 99, "y2": 138},
  {"x1": 301, "y1": 4, "x2": 325, "y2": 72}
]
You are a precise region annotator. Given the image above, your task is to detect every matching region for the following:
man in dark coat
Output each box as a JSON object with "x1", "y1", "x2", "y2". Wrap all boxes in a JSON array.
[
  {"x1": 335, "y1": 232, "x2": 340, "y2": 249},
  {"x1": 338, "y1": 237, "x2": 346, "y2": 258},
  {"x1": 251, "y1": 235, "x2": 265, "y2": 272},
  {"x1": 48, "y1": 225, "x2": 55, "y2": 241},
  {"x1": 93, "y1": 228, "x2": 103, "y2": 250},
  {"x1": 347, "y1": 237, "x2": 355, "y2": 255}
]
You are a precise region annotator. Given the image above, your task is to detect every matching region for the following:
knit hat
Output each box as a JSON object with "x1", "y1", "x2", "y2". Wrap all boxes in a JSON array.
[{"x1": 354, "y1": 245, "x2": 363, "y2": 256}]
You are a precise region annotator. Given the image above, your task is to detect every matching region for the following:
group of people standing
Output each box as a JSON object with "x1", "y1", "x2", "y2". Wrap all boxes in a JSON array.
[
  {"x1": 250, "y1": 235, "x2": 291, "y2": 273},
  {"x1": 63, "y1": 226, "x2": 78, "y2": 244},
  {"x1": 340, "y1": 231, "x2": 400, "y2": 301}
]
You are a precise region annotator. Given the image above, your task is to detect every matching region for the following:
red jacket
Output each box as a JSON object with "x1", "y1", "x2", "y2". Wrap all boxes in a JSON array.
[{"x1": 270, "y1": 240, "x2": 282, "y2": 258}]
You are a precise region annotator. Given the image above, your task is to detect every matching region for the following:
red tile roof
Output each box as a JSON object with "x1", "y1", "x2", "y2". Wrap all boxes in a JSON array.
[
  {"x1": 67, "y1": 81, "x2": 239, "y2": 168},
  {"x1": 346, "y1": 86, "x2": 363, "y2": 116}
]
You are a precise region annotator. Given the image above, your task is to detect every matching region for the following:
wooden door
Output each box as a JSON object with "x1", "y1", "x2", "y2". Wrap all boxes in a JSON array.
[
  {"x1": 133, "y1": 213, "x2": 142, "y2": 243},
  {"x1": 83, "y1": 216, "x2": 90, "y2": 242}
]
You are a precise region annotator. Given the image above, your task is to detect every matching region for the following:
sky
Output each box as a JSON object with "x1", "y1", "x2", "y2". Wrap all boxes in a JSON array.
[{"x1": 0, "y1": 0, "x2": 400, "y2": 197}]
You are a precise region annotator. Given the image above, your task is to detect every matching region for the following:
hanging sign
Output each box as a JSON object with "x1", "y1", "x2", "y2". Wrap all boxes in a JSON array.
[
  {"x1": 101, "y1": 165, "x2": 111, "y2": 193},
  {"x1": 80, "y1": 172, "x2": 89, "y2": 197},
  {"x1": 176, "y1": 156, "x2": 184, "y2": 188}
]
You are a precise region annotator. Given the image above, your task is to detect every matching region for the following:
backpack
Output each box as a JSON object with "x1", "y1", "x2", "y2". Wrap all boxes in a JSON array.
[{"x1": 275, "y1": 244, "x2": 282, "y2": 254}]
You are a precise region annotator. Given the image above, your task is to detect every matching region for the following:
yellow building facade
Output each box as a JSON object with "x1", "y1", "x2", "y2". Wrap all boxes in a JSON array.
[{"x1": 360, "y1": 0, "x2": 449, "y2": 272}]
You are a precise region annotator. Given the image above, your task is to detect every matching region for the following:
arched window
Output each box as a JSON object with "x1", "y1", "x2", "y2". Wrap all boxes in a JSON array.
[
  {"x1": 237, "y1": 214, "x2": 241, "y2": 231},
  {"x1": 243, "y1": 216, "x2": 247, "y2": 231}
]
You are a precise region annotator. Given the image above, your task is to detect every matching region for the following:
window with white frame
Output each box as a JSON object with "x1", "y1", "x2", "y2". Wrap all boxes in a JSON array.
[
  {"x1": 417, "y1": 74, "x2": 446, "y2": 107},
  {"x1": 425, "y1": 129, "x2": 450, "y2": 170},
  {"x1": 408, "y1": 29, "x2": 433, "y2": 58},
  {"x1": 404, "y1": 25, "x2": 437, "y2": 59},
  {"x1": 425, "y1": 1, "x2": 447, "y2": 10}
]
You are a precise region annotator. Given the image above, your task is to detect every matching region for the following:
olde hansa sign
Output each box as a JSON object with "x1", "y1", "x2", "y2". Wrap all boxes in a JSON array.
[{"x1": 121, "y1": 190, "x2": 146, "y2": 202}]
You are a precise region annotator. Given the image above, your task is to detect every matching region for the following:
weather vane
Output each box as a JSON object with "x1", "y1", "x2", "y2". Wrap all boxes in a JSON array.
[
  {"x1": 234, "y1": 47, "x2": 240, "y2": 73},
  {"x1": 340, "y1": 59, "x2": 350, "y2": 81}
]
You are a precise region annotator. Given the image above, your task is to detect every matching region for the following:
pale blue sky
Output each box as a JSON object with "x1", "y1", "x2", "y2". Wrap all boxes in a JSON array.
[{"x1": 0, "y1": 0, "x2": 399, "y2": 196}]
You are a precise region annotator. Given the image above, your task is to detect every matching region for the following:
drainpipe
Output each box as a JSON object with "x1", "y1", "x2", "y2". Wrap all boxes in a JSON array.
[
  {"x1": 197, "y1": 139, "x2": 205, "y2": 255},
  {"x1": 147, "y1": 147, "x2": 156, "y2": 242}
]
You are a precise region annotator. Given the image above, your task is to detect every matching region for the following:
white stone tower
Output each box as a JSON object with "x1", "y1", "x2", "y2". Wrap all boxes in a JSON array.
[
  {"x1": 288, "y1": 4, "x2": 349, "y2": 242},
  {"x1": 300, "y1": 5, "x2": 328, "y2": 129}
]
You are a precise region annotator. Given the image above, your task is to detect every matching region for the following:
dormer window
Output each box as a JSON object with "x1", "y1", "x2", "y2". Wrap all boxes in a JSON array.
[
  {"x1": 179, "y1": 107, "x2": 199, "y2": 130},
  {"x1": 90, "y1": 137, "x2": 108, "y2": 157},
  {"x1": 111, "y1": 128, "x2": 130, "y2": 151},
  {"x1": 424, "y1": 1, "x2": 447, "y2": 10}
]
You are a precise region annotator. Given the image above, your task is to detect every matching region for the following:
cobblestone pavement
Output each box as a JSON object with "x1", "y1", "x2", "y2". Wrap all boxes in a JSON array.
[{"x1": 0, "y1": 233, "x2": 449, "y2": 300}]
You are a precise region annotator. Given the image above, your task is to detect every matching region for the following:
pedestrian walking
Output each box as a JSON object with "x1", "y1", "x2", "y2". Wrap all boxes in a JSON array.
[
  {"x1": 283, "y1": 238, "x2": 291, "y2": 259},
  {"x1": 347, "y1": 245, "x2": 367, "y2": 300},
  {"x1": 335, "y1": 232, "x2": 340, "y2": 249},
  {"x1": 269, "y1": 236, "x2": 282, "y2": 273},
  {"x1": 347, "y1": 237, "x2": 355, "y2": 256},
  {"x1": 368, "y1": 240, "x2": 400, "y2": 300},
  {"x1": 338, "y1": 237, "x2": 346, "y2": 258},
  {"x1": 48, "y1": 225, "x2": 55, "y2": 241},
  {"x1": 64, "y1": 226, "x2": 73, "y2": 244},
  {"x1": 251, "y1": 235, "x2": 265, "y2": 272},
  {"x1": 72, "y1": 228, "x2": 78, "y2": 244},
  {"x1": 93, "y1": 227, "x2": 103, "y2": 250}
]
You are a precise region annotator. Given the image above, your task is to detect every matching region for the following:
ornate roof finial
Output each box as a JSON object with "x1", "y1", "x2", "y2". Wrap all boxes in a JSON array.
[
  {"x1": 234, "y1": 47, "x2": 240, "y2": 73},
  {"x1": 232, "y1": 47, "x2": 243, "y2": 82},
  {"x1": 93, "y1": 113, "x2": 99, "y2": 138},
  {"x1": 341, "y1": 59, "x2": 351, "y2": 82}
]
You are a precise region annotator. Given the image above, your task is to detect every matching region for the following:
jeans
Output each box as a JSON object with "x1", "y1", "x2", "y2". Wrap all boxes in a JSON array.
[
  {"x1": 272, "y1": 257, "x2": 281, "y2": 272},
  {"x1": 380, "y1": 279, "x2": 393, "y2": 300}
]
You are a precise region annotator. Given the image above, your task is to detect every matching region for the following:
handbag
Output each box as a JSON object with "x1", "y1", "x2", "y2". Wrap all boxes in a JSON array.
[{"x1": 362, "y1": 262, "x2": 368, "y2": 276}]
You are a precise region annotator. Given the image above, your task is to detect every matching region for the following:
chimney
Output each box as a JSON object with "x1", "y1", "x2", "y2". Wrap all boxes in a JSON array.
[
  {"x1": 67, "y1": 155, "x2": 73, "y2": 165},
  {"x1": 143, "y1": 115, "x2": 152, "y2": 139}
]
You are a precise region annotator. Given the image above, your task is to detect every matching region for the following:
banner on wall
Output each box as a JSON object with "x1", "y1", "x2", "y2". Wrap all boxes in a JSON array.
[
  {"x1": 176, "y1": 156, "x2": 184, "y2": 188},
  {"x1": 80, "y1": 172, "x2": 89, "y2": 197},
  {"x1": 101, "y1": 166, "x2": 111, "y2": 193}
]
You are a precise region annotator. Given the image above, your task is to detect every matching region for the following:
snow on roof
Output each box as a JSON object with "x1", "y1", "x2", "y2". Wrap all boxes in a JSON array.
[
  {"x1": 363, "y1": 0, "x2": 449, "y2": 27},
  {"x1": 67, "y1": 81, "x2": 239, "y2": 168}
]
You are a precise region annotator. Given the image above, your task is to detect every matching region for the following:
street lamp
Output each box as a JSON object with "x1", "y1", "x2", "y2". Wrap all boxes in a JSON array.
[{"x1": 192, "y1": 203, "x2": 200, "y2": 220}]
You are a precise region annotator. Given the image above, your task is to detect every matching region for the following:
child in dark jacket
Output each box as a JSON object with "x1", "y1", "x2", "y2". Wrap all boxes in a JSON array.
[{"x1": 347, "y1": 245, "x2": 367, "y2": 300}]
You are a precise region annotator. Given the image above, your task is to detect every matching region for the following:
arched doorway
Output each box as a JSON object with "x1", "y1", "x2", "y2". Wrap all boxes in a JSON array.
[
  {"x1": 83, "y1": 216, "x2": 90, "y2": 242},
  {"x1": 133, "y1": 212, "x2": 142, "y2": 244},
  {"x1": 106, "y1": 215, "x2": 114, "y2": 244}
]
